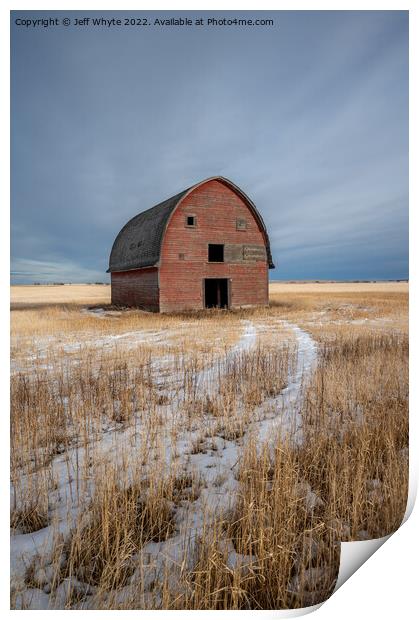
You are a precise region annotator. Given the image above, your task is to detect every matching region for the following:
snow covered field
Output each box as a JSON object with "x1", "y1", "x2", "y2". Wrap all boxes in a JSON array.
[{"x1": 10, "y1": 284, "x2": 408, "y2": 610}]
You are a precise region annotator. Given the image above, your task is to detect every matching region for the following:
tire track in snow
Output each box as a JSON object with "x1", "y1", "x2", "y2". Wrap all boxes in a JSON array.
[
  {"x1": 178, "y1": 320, "x2": 318, "y2": 511},
  {"x1": 115, "y1": 320, "x2": 318, "y2": 606},
  {"x1": 11, "y1": 318, "x2": 318, "y2": 609}
]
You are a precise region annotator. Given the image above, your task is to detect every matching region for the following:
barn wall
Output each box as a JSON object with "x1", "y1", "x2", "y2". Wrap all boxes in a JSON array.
[
  {"x1": 159, "y1": 180, "x2": 269, "y2": 312},
  {"x1": 111, "y1": 268, "x2": 159, "y2": 311}
]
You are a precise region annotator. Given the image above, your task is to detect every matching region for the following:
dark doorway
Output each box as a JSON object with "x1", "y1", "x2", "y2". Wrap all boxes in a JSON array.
[{"x1": 204, "y1": 278, "x2": 229, "y2": 309}]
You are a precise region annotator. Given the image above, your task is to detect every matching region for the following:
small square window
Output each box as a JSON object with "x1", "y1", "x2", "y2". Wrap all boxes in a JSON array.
[
  {"x1": 236, "y1": 218, "x2": 247, "y2": 231},
  {"x1": 186, "y1": 215, "x2": 196, "y2": 227},
  {"x1": 208, "y1": 244, "x2": 224, "y2": 262},
  {"x1": 179, "y1": 253, "x2": 185, "y2": 260}
]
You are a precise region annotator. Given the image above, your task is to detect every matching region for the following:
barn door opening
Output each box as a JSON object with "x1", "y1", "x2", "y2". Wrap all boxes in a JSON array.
[{"x1": 204, "y1": 278, "x2": 229, "y2": 309}]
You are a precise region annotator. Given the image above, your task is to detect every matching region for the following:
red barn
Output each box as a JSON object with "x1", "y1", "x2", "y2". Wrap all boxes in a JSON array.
[{"x1": 107, "y1": 177, "x2": 274, "y2": 312}]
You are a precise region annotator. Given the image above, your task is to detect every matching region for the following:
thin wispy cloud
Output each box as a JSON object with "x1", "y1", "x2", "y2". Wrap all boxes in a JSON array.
[
  {"x1": 11, "y1": 10, "x2": 408, "y2": 283},
  {"x1": 11, "y1": 258, "x2": 105, "y2": 283}
]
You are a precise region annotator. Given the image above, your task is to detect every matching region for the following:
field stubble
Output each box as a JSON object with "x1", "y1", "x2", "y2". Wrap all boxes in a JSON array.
[{"x1": 10, "y1": 283, "x2": 408, "y2": 609}]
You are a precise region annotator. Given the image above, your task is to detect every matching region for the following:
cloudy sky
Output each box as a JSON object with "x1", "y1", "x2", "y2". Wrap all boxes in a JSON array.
[{"x1": 11, "y1": 10, "x2": 408, "y2": 283}]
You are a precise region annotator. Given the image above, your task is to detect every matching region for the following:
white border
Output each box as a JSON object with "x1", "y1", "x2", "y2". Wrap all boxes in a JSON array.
[{"x1": 2, "y1": 2, "x2": 416, "y2": 618}]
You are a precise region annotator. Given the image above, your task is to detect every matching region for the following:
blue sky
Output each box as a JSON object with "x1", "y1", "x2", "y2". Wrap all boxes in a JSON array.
[{"x1": 11, "y1": 10, "x2": 408, "y2": 282}]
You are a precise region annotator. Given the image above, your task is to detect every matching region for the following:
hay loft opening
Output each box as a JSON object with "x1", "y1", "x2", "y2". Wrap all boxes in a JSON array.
[{"x1": 208, "y1": 244, "x2": 224, "y2": 263}]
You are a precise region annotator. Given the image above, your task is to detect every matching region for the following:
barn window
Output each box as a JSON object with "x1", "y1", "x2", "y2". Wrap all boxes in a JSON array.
[
  {"x1": 236, "y1": 218, "x2": 247, "y2": 231},
  {"x1": 186, "y1": 215, "x2": 196, "y2": 227},
  {"x1": 208, "y1": 244, "x2": 224, "y2": 262}
]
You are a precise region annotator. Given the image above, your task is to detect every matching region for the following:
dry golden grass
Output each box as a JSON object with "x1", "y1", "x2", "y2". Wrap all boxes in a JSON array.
[
  {"x1": 10, "y1": 282, "x2": 408, "y2": 610},
  {"x1": 269, "y1": 280, "x2": 408, "y2": 294},
  {"x1": 298, "y1": 331, "x2": 408, "y2": 540},
  {"x1": 11, "y1": 284, "x2": 111, "y2": 307},
  {"x1": 11, "y1": 280, "x2": 408, "y2": 307}
]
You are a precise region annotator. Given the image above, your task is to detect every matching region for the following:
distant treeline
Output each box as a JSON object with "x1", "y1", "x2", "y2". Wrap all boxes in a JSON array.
[
  {"x1": 32, "y1": 282, "x2": 110, "y2": 286},
  {"x1": 271, "y1": 279, "x2": 408, "y2": 284}
]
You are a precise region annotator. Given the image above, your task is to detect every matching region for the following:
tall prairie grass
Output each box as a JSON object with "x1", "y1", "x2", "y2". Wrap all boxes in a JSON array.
[{"x1": 10, "y1": 284, "x2": 408, "y2": 610}]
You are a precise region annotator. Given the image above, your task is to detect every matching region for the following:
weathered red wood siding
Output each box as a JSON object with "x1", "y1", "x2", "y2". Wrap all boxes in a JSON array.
[
  {"x1": 159, "y1": 179, "x2": 268, "y2": 312},
  {"x1": 111, "y1": 267, "x2": 159, "y2": 311}
]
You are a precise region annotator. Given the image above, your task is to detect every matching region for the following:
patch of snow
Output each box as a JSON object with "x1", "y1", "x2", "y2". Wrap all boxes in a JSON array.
[{"x1": 81, "y1": 307, "x2": 107, "y2": 318}]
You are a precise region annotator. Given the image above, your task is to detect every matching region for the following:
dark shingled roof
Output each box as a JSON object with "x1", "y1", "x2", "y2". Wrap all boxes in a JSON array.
[{"x1": 108, "y1": 177, "x2": 274, "y2": 272}]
